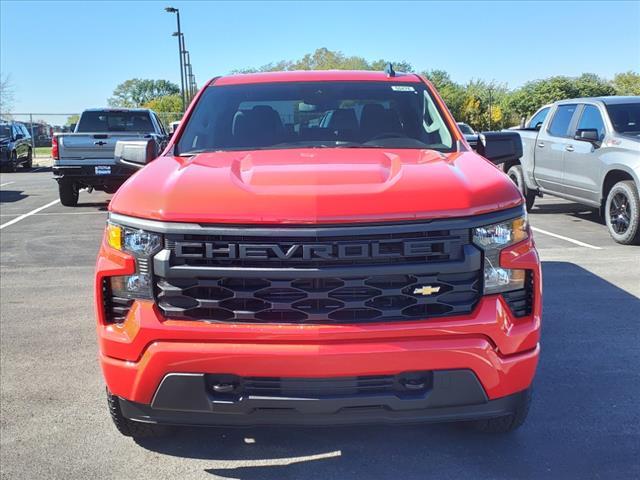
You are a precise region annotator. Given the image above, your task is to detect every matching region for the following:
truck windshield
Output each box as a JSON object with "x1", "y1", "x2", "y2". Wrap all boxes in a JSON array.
[
  {"x1": 177, "y1": 82, "x2": 454, "y2": 155},
  {"x1": 76, "y1": 111, "x2": 154, "y2": 133},
  {"x1": 605, "y1": 103, "x2": 640, "y2": 135}
]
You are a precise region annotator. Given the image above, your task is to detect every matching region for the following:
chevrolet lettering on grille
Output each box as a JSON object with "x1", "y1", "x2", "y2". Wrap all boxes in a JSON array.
[{"x1": 173, "y1": 240, "x2": 441, "y2": 261}]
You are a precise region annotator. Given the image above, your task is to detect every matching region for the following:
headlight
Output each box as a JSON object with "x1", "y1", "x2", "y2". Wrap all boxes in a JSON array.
[
  {"x1": 105, "y1": 222, "x2": 162, "y2": 300},
  {"x1": 473, "y1": 215, "x2": 529, "y2": 294}
]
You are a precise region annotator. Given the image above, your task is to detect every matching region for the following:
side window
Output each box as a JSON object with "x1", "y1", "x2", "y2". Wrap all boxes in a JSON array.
[
  {"x1": 21, "y1": 125, "x2": 31, "y2": 138},
  {"x1": 527, "y1": 107, "x2": 550, "y2": 129},
  {"x1": 548, "y1": 104, "x2": 577, "y2": 138},
  {"x1": 576, "y1": 105, "x2": 605, "y2": 141},
  {"x1": 154, "y1": 113, "x2": 167, "y2": 135}
]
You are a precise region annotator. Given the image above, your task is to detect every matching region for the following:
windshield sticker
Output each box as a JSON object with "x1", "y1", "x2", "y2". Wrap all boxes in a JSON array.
[{"x1": 391, "y1": 86, "x2": 416, "y2": 92}]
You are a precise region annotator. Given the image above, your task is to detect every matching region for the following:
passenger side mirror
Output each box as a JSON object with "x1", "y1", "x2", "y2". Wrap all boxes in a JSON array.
[
  {"x1": 574, "y1": 128, "x2": 599, "y2": 143},
  {"x1": 475, "y1": 131, "x2": 523, "y2": 165},
  {"x1": 115, "y1": 139, "x2": 159, "y2": 169},
  {"x1": 14, "y1": 133, "x2": 24, "y2": 140}
]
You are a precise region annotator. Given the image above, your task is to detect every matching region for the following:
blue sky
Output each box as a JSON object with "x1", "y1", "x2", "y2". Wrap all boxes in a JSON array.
[{"x1": 1, "y1": 0, "x2": 639, "y2": 117}]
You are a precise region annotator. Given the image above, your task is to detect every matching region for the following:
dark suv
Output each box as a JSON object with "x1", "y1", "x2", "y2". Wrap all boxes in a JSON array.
[{"x1": 0, "y1": 122, "x2": 33, "y2": 171}]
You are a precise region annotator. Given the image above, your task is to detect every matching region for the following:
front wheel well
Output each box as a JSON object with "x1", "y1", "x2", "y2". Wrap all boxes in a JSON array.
[
  {"x1": 602, "y1": 170, "x2": 635, "y2": 205},
  {"x1": 503, "y1": 159, "x2": 521, "y2": 174}
]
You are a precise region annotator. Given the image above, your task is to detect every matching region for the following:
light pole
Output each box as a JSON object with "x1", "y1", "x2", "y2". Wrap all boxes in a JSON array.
[{"x1": 165, "y1": 7, "x2": 186, "y2": 112}]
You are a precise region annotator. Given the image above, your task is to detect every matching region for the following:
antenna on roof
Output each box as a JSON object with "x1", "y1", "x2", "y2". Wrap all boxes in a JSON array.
[{"x1": 384, "y1": 63, "x2": 396, "y2": 78}]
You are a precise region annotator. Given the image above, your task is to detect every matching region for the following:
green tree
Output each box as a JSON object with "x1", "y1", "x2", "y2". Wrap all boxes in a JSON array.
[
  {"x1": 143, "y1": 94, "x2": 183, "y2": 123},
  {"x1": 573, "y1": 73, "x2": 616, "y2": 97},
  {"x1": 612, "y1": 71, "x2": 640, "y2": 95},
  {"x1": 423, "y1": 70, "x2": 465, "y2": 120},
  {"x1": 65, "y1": 114, "x2": 80, "y2": 126},
  {"x1": 108, "y1": 79, "x2": 180, "y2": 108},
  {"x1": 234, "y1": 48, "x2": 412, "y2": 73}
]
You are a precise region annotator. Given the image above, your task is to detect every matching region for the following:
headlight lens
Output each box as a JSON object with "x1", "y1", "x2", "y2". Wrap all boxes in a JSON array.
[
  {"x1": 473, "y1": 215, "x2": 529, "y2": 294},
  {"x1": 105, "y1": 222, "x2": 162, "y2": 300}
]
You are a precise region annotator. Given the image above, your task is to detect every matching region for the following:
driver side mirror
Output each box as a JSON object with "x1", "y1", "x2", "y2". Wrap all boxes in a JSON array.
[
  {"x1": 475, "y1": 131, "x2": 523, "y2": 165},
  {"x1": 14, "y1": 132, "x2": 24, "y2": 140},
  {"x1": 114, "y1": 139, "x2": 159, "y2": 169},
  {"x1": 575, "y1": 128, "x2": 600, "y2": 144}
]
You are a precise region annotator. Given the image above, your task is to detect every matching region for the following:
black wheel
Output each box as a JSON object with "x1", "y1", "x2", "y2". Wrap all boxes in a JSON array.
[
  {"x1": 58, "y1": 181, "x2": 79, "y2": 207},
  {"x1": 24, "y1": 149, "x2": 33, "y2": 169},
  {"x1": 605, "y1": 180, "x2": 640, "y2": 245},
  {"x1": 470, "y1": 388, "x2": 532, "y2": 433},
  {"x1": 107, "y1": 389, "x2": 174, "y2": 438},
  {"x1": 507, "y1": 165, "x2": 536, "y2": 212}
]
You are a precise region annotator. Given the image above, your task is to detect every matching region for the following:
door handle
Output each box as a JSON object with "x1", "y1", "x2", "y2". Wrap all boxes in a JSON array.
[
  {"x1": 565, "y1": 145, "x2": 575, "y2": 152},
  {"x1": 537, "y1": 142, "x2": 545, "y2": 148}
]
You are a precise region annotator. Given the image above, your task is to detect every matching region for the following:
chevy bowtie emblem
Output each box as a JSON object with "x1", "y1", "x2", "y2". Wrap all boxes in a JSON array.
[{"x1": 413, "y1": 285, "x2": 441, "y2": 296}]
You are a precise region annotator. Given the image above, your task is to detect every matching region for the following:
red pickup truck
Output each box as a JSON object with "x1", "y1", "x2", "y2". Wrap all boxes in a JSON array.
[{"x1": 96, "y1": 68, "x2": 541, "y2": 438}]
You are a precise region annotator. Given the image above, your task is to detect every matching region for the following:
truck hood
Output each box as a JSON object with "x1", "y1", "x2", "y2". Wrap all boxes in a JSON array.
[{"x1": 109, "y1": 148, "x2": 523, "y2": 224}]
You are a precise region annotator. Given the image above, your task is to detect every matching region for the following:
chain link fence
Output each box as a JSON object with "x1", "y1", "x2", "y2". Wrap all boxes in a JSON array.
[{"x1": 1, "y1": 112, "x2": 183, "y2": 158}]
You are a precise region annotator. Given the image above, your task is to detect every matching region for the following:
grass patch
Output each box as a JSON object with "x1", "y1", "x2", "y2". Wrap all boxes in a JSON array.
[{"x1": 34, "y1": 147, "x2": 51, "y2": 158}]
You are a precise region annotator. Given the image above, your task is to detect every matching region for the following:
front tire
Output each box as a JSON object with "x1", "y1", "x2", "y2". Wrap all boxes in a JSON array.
[
  {"x1": 470, "y1": 388, "x2": 532, "y2": 433},
  {"x1": 605, "y1": 180, "x2": 640, "y2": 245},
  {"x1": 58, "y1": 181, "x2": 79, "y2": 207},
  {"x1": 107, "y1": 389, "x2": 174, "y2": 439},
  {"x1": 8, "y1": 152, "x2": 18, "y2": 172},
  {"x1": 507, "y1": 165, "x2": 536, "y2": 212},
  {"x1": 24, "y1": 149, "x2": 33, "y2": 169}
]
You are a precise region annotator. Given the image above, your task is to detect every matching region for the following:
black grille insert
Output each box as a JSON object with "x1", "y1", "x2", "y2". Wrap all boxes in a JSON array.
[
  {"x1": 157, "y1": 271, "x2": 481, "y2": 324},
  {"x1": 502, "y1": 271, "x2": 534, "y2": 317},
  {"x1": 101, "y1": 278, "x2": 133, "y2": 324}
]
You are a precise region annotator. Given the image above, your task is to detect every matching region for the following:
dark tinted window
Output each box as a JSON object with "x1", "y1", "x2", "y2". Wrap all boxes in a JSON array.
[
  {"x1": 606, "y1": 103, "x2": 640, "y2": 134},
  {"x1": 76, "y1": 111, "x2": 154, "y2": 133},
  {"x1": 527, "y1": 107, "x2": 550, "y2": 129},
  {"x1": 548, "y1": 105, "x2": 577, "y2": 137},
  {"x1": 577, "y1": 105, "x2": 605, "y2": 140},
  {"x1": 457, "y1": 123, "x2": 474, "y2": 134},
  {"x1": 177, "y1": 82, "x2": 455, "y2": 154},
  {"x1": 0, "y1": 124, "x2": 10, "y2": 138}
]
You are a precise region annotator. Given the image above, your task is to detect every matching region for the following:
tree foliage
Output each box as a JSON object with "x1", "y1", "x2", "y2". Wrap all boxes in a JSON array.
[
  {"x1": 65, "y1": 114, "x2": 80, "y2": 126},
  {"x1": 612, "y1": 71, "x2": 640, "y2": 96},
  {"x1": 143, "y1": 94, "x2": 183, "y2": 122},
  {"x1": 108, "y1": 79, "x2": 180, "y2": 108},
  {"x1": 234, "y1": 47, "x2": 412, "y2": 74},
  {"x1": 0, "y1": 73, "x2": 15, "y2": 114}
]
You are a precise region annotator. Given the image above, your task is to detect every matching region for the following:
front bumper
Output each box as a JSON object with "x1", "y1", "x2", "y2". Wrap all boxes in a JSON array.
[
  {"x1": 118, "y1": 371, "x2": 532, "y2": 426},
  {"x1": 96, "y1": 233, "x2": 541, "y2": 426}
]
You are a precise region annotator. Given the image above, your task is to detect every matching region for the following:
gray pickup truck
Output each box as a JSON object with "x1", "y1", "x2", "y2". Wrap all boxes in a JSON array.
[
  {"x1": 506, "y1": 96, "x2": 640, "y2": 244},
  {"x1": 52, "y1": 108, "x2": 168, "y2": 206}
]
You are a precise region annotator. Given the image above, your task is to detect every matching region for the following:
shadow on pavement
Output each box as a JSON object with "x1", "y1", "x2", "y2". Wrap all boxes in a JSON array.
[
  {"x1": 531, "y1": 201, "x2": 605, "y2": 225},
  {"x1": 0, "y1": 189, "x2": 28, "y2": 203},
  {"x1": 76, "y1": 201, "x2": 109, "y2": 211},
  {"x1": 135, "y1": 261, "x2": 640, "y2": 479}
]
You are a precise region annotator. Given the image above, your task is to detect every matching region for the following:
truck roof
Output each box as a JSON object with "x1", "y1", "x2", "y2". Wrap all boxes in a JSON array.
[
  {"x1": 82, "y1": 108, "x2": 154, "y2": 112},
  {"x1": 556, "y1": 96, "x2": 640, "y2": 105},
  {"x1": 212, "y1": 70, "x2": 422, "y2": 86}
]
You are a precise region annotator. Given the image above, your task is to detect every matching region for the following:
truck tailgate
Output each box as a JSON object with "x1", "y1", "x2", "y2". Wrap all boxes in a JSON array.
[{"x1": 58, "y1": 133, "x2": 149, "y2": 164}]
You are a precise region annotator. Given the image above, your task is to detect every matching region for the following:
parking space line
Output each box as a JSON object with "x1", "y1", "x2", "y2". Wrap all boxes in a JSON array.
[
  {"x1": 0, "y1": 199, "x2": 60, "y2": 230},
  {"x1": 0, "y1": 182, "x2": 14, "y2": 187},
  {"x1": 531, "y1": 226, "x2": 603, "y2": 250}
]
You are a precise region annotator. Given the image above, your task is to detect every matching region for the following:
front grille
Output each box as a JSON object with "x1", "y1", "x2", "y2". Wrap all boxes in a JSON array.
[
  {"x1": 502, "y1": 272, "x2": 534, "y2": 317},
  {"x1": 151, "y1": 218, "x2": 492, "y2": 324},
  {"x1": 157, "y1": 271, "x2": 481, "y2": 323},
  {"x1": 101, "y1": 278, "x2": 133, "y2": 324}
]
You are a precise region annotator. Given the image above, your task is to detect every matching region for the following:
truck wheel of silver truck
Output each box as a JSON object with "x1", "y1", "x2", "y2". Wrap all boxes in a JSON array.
[
  {"x1": 605, "y1": 180, "x2": 640, "y2": 245},
  {"x1": 58, "y1": 181, "x2": 79, "y2": 207},
  {"x1": 507, "y1": 165, "x2": 536, "y2": 212}
]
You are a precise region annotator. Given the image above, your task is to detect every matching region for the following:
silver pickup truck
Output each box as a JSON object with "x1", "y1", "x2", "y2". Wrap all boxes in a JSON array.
[
  {"x1": 505, "y1": 96, "x2": 640, "y2": 244},
  {"x1": 52, "y1": 108, "x2": 168, "y2": 206}
]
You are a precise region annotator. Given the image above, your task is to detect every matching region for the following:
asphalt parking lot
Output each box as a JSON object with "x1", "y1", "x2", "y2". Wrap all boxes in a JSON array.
[{"x1": 1, "y1": 169, "x2": 639, "y2": 480}]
